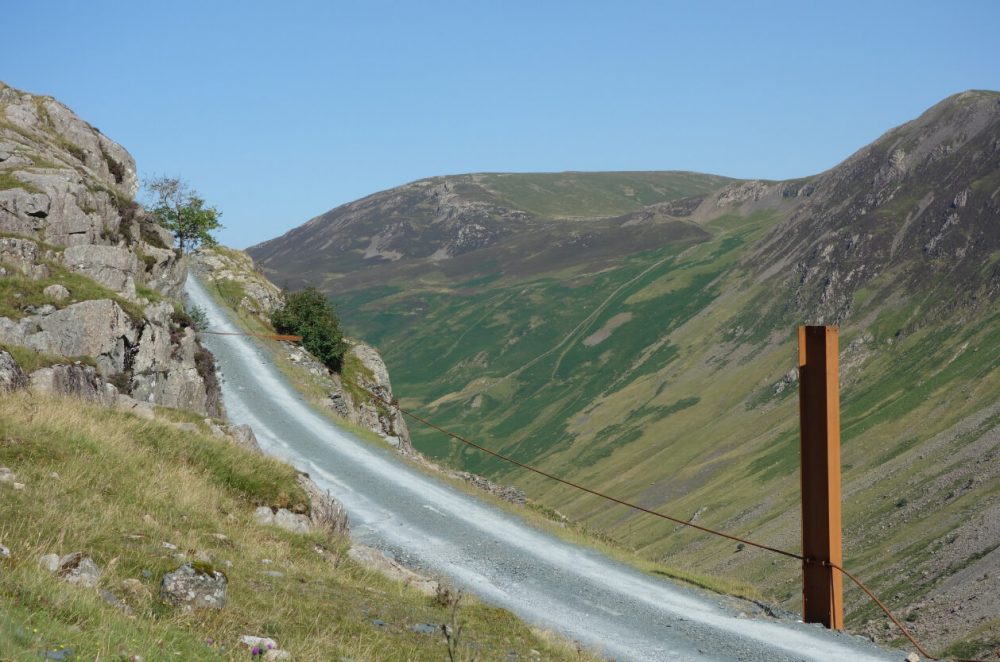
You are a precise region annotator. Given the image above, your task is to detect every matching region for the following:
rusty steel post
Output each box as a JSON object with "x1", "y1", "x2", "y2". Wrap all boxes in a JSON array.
[{"x1": 798, "y1": 325, "x2": 844, "y2": 629}]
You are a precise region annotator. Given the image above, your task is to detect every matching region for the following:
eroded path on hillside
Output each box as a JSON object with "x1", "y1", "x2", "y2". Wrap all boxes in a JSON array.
[{"x1": 187, "y1": 274, "x2": 896, "y2": 662}]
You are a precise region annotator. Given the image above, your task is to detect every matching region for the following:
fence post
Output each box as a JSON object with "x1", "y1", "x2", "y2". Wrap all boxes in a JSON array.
[{"x1": 798, "y1": 325, "x2": 844, "y2": 629}]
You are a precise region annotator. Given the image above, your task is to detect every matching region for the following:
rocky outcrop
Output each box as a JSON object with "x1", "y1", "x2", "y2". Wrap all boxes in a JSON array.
[
  {"x1": 159, "y1": 563, "x2": 227, "y2": 610},
  {"x1": 29, "y1": 364, "x2": 117, "y2": 405},
  {"x1": 0, "y1": 81, "x2": 218, "y2": 415},
  {"x1": 193, "y1": 246, "x2": 412, "y2": 449},
  {"x1": 333, "y1": 342, "x2": 412, "y2": 450}
]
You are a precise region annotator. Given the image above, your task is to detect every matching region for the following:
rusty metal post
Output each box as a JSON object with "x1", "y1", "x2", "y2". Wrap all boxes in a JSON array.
[{"x1": 798, "y1": 325, "x2": 844, "y2": 629}]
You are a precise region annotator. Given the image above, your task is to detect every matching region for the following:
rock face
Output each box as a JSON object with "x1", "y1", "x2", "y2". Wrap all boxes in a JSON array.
[
  {"x1": 193, "y1": 246, "x2": 411, "y2": 449},
  {"x1": 159, "y1": 563, "x2": 227, "y2": 610},
  {"x1": 0, "y1": 349, "x2": 26, "y2": 391},
  {"x1": 0, "y1": 81, "x2": 218, "y2": 415},
  {"x1": 335, "y1": 342, "x2": 412, "y2": 450}
]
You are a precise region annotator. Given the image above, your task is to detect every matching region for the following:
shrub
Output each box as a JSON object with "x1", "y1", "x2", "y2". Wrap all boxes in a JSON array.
[{"x1": 271, "y1": 287, "x2": 347, "y2": 372}]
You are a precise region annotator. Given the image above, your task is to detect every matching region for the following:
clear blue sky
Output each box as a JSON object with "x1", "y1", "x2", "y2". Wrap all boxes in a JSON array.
[{"x1": 5, "y1": 1, "x2": 999, "y2": 248}]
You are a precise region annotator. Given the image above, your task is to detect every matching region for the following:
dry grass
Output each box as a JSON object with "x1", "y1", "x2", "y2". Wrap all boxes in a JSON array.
[{"x1": 0, "y1": 393, "x2": 587, "y2": 660}]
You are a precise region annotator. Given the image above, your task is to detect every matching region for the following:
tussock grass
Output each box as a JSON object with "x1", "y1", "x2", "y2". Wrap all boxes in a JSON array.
[{"x1": 0, "y1": 393, "x2": 589, "y2": 660}]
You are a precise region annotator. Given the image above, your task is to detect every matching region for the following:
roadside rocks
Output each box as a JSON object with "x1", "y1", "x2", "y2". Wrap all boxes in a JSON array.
[
  {"x1": 347, "y1": 544, "x2": 438, "y2": 596},
  {"x1": 297, "y1": 474, "x2": 350, "y2": 536},
  {"x1": 159, "y1": 562, "x2": 228, "y2": 610}
]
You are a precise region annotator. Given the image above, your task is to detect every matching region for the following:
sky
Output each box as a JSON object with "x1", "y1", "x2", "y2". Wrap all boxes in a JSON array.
[{"x1": 5, "y1": 1, "x2": 999, "y2": 248}]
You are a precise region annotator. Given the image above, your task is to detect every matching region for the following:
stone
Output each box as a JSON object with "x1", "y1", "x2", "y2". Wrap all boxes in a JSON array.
[
  {"x1": 0, "y1": 349, "x2": 26, "y2": 392},
  {"x1": 38, "y1": 553, "x2": 60, "y2": 573},
  {"x1": 273, "y1": 508, "x2": 312, "y2": 535},
  {"x1": 239, "y1": 635, "x2": 279, "y2": 651},
  {"x1": 59, "y1": 553, "x2": 101, "y2": 588},
  {"x1": 159, "y1": 563, "x2": 227, "y2": 610},
  {"x1": 228, "y1": 423, "x2": 263, "y2": 454},
  {"x1": 43, "y1": 283, "x2": 70, "y2": 301},
  {"x1": 0, "y1": 467, "x2": 15, "y2": 482},
  {"x1": 253, "y1": 506, "x2": 275, "y2": 526},
  {"x1": 298, "y1": 474, "x2": 349, "y2": 536},
  {"x1": 410, "y1": 623, "x2": 438, "y2": 634},
  {"x1": 29, "y1": 365, "x2": 115, "y2": 406},
  {"x1": 905, "y1": 654, "x2": 920, "y2": 662},
  {"x1": 0, "y1": 544, "x2": 10, "y2": 559},
  {"x1": 13, "y1": 482, "x2": 25, "y2": 491}
]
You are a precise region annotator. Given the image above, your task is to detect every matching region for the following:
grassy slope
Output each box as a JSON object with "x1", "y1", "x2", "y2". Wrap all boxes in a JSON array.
[
  {"x1": 0, "y1": 393, "x2": 589, "y2": 661},
  {"x1": 334, "y1": 199, "x2": 1000, "y2": 656}
]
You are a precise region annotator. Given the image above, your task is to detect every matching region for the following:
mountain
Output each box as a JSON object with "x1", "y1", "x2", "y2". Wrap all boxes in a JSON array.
[{"x1": 250, "y1": 91, "x2": 1000, "y2": 657}]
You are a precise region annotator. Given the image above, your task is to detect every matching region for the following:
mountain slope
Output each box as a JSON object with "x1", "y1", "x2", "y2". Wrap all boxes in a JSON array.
[{"x1": 250, "y1": 91, "x2": 1000, "y2": 657}]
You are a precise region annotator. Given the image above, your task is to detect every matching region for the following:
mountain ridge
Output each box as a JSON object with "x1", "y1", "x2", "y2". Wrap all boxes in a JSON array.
[{"x1": 249, "y1": 90, "x2": 1000, "y2": 658}]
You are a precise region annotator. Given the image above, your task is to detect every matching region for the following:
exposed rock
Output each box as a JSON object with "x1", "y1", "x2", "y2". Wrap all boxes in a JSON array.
[
  {"x1": 254, "y1": 506, "x2": 312, "y2": 535},
  {"x1": 61, "y1": 244, "x2": 140, "y2": 297},
  {"x1": 239, "y1": 635, "x2": 279, "y2": 651},
  {"x1": 347, "y1": 544, "x2": 438, "y2": 596},
  {"x1": 0, "y1": 467, "x2": 15, "y2": 483},
  {"x1": 334, "y1": 341, "x2": 412, "y2": 451},
  {"x1": 297, "y1": 474, "x2": 350, "y2": 536},
  {"x1": 213, "y1": 423, "x2": 262, "y2": 454},
  {"x1": 42, "y1": 283, "x2": 69, "y2": 301},
  {"x1": 452, "y1": 471, "x2": 526, "y2": 506},
  {"x1": 0, "y1": 81, "x2": 215, "y2": 415},
  {"x1": 0, "y1": 544, "x2": 10, "y2": 559},
  {"x1": 159, "y1": 563, "x2": 227, "y2": 610},
  {"x1": 48, "y1": 552, "x2": 101, "y2": 588},
  {"x1": 263, "y1": 650, "x2": 291, "y2": 661},
  {"x1": 38, "y1": 553, "x2": 60, "y2": 573},
  {"x1": 0, "y1": 236, "x2": 49, "y2": 278},
  {"x1": 0, "y1": 349, "x2": 26, "y2": 391},
  {"x1": 0, "y1": 299, "x2": 136, "y2": 377},
  {"x1": 29, "y1": 364, "x2": 117, "y2": 406}
]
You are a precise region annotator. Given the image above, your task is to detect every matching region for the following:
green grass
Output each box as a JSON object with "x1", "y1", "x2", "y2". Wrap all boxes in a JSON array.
[
  {"x1": 0, "y1": 171, "x2": 41, "y2": 193},
  {"x1": 0, "y1": 343, "x2": 97, "y2": 373},
  {"x1": 0, "y1": 392, "x2": 593, "y2": 661},
  {"x1": 0, "y1": 260, "x2": 146, "y2": 321}
]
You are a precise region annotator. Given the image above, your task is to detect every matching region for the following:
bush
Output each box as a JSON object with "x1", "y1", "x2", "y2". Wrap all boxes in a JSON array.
[{"x1": 271, "y1": 287, "x2": 347, "y2": 372}]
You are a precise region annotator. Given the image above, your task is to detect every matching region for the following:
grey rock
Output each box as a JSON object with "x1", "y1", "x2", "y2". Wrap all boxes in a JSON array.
[
  {"x1": 297, "y1": 474, "x2": 349, "y2": 536},
  {"x1": 0, "y1": 467, "x2": 16, "y2": 483},
  {"x1": 39, "y1": 553, "x2": 60, "y2": 573},
  {"x1": 55, "y1": 552, "x2": 101, "y2": 588},
  {"x1": 273, "y1": 508, "x2": 312, "y2": 535},
  {"x1": 42, "y1": 648, "x2": 75, "y2": 660},
  {"x1": 0, "y1": 236, "x2": 44, "y2": 276},
  {"x1": 240, "y1": 635, "x2": 279, "y2": 651},
  {"x1": 410, "y1": 623, "x2": 438, "y2": 634},
  {"x1": 159, "y1": 563, "x2": 227, "y2": 610},
  {"x1": 253, "y1": 506, "x2": 275, "y2": 526},
  {"x1": 0, "y1": 544, "x2": 10, "y2": 559},
  {"x1": 43, "y1": 283, "x2": 70, "y2": 301},
  {"x1": 0, "y1": 349, "x2": 26, "y2": 392},
  {"x1": 264, "y1": 650, "x2": 291, "y2": 661},
  {"x1": 29, "y1": 364, "x2": 116, "y2": 406},
  {"x1": 61, "y1": 244, "x2": 140, "y2": 296}
]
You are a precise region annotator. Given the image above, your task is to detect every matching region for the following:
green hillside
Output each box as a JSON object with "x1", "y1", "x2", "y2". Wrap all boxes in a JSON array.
[{"x1": 251, "y1": 91, "x2": 1000, "y2": 658}]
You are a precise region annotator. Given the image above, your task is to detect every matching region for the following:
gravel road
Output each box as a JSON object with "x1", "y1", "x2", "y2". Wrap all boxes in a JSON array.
[{"x1": 187, "y1": 274, "x2": 900, "y2": 662}]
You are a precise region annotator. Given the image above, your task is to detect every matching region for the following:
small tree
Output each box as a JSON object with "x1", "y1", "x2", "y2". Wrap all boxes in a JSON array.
[
  {"x1": 145, "y1": 176, "x2": 223, "y2": 253},
  {"x1": 271, "y1": 287, "x2": 348, "y2": 371}
]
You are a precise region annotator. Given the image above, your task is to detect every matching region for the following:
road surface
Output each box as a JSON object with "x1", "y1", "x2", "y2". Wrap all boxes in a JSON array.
[{"x1": 186, "y1": 274, "x2": 898, "y2": 662}]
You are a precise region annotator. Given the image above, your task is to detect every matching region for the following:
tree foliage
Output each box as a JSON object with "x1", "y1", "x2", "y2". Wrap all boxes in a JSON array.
[
  {"x1": 145, "y1": 176, "x2": 223, "y2": 253},
  {"x1": 271, "y1": 287, "x2": 348, "y2": 371}
]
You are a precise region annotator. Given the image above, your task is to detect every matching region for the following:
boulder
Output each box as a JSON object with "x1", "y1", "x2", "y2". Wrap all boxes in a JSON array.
[
  {"x1": 255, "y1": 506, "x2": 312, "y2": 535},
  {"x1": 298, "y1": 474, "x2": 349, "y2": 536},
  {"x1": 62, "y1": 244, "x2": 140, "y2": 297},
  {"x1": 39, "y1": 552, "x2": 102, "y2": 588},
  {"x1": 29, "y1": 364, "x2": 117, "y2": 406},
  {"x1": 38, "y1": 553, "x2": 60, "y2": 573},
  {"x1": 0, "y1": 349, "x2": 26, "y2": 392},
  {"x1": 43, "y1": 283, "x2": 70, "y2": 301},
  {"x1": 159, "y1": 563, "x2": 227, "y2": 610}
]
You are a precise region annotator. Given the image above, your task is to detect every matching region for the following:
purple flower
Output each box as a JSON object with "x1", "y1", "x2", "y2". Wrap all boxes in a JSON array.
[{"x1": 251, "y1": 646, "x2": 262, "y2": 656}]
